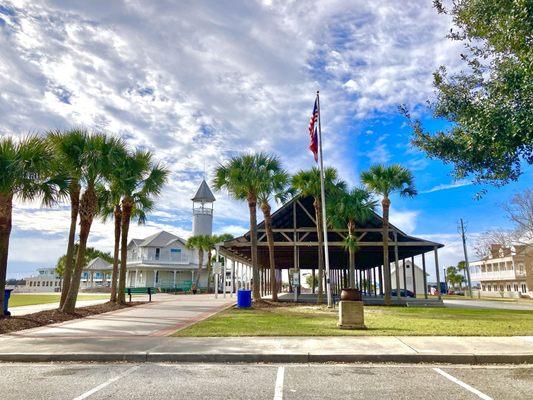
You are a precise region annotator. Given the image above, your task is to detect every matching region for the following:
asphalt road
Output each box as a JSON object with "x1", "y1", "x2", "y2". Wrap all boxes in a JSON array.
[
  {"x1": 443, "y1": 299, "x2": 533, "y2": 311},
  {"x1": 0, "y1": 363, "x2": 531, "y2": 399}
]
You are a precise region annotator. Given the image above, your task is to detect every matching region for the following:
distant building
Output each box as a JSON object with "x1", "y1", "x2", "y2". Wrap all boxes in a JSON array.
[
  {"x1": 390, "y1": 259, "x2": 428, "y2": 294},
  {"x1": 469, "y1": 244, "x2": 532, "y2": 298},
  {"x1": 23, "y1": 267, "x2": 61, "y2": 293}
]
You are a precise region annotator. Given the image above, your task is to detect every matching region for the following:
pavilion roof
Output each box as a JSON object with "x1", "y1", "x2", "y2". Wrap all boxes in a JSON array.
[{"x1": 220, "y1": 195, "x2": 443, "y2": 270}]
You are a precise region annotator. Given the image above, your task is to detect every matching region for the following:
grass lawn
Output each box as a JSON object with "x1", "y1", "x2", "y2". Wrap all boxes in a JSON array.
[
  {"x1": 174, "y1": 303, "x2": 533, "y2": 337},
  {"x1": 8, "y1": 293, "x2": 110, "y2": 308}
]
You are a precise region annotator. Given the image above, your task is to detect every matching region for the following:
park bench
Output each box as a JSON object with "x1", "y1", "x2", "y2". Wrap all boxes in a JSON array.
[{"x1": 126, "y1": 287, "x2": 155, "y2": 302}]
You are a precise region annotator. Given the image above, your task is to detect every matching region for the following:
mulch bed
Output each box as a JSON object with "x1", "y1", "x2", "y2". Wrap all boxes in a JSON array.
[{"x1": 0, "y1": 301, "x2": 146, "y2": 334}]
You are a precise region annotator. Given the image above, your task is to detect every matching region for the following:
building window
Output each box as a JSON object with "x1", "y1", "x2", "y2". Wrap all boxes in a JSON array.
[
  {"x1": 506, "y1": 284, "x2": 511, "y2": 292},
  {"x1": 170, "y1": 248, "x2": 181, "y2": 261},
  {"x1": 521, "y1": 284, "x2": 527, "y2": 293},
  {"x1": 481, "y1": 284, "x2": 485, "y2": 291},
  {"x1": 514, "y1": 284, "x2": 519, "y2": 292}
]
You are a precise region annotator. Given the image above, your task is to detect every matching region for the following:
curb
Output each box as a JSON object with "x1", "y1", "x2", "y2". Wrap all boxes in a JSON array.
[{"x1": 1, "y1": 353, "x2": 532, "y2": 364}]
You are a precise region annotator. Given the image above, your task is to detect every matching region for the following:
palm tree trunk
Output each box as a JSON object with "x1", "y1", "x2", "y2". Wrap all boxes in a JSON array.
[
  {"x1": 314, "y1": 198, "x2": 325, "y2": 304},
  {"x1": 59, "y1": 182, "x2": 80, "y2": 308},
  {"x1": 247, "y1": 195, "x2": 260, "y2": 301},
  {"x1": 195, "y1": 249, "x2": 203, "y2": 288},
  {"x1": 118, "y1": 198, "x2": 132, "y2": 304},
  {"x1": 0, "y1": 193, "x2": 13, "y2": 318},
  {"x1": 110, "y1": 204, "x2": 121, "y2": 302},
  {"x1": 62, "y1": 187, "x2": 97, "y2": 313},
  {"x1": 348, "y1": 220, "x2": 356, "y2": 289},
  {"x1": 382, "y1": 197, "x2": 392, "y2": 305},
  {"x1": 261, "y1": 201, "x2": 278, "y2": 301}
]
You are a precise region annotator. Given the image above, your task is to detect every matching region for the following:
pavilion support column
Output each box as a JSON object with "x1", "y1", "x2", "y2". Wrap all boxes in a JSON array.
[
  {"x1": 312, "y1": 269, "x2": 316, "y2": 294},
  {"x1": 402, "y1": 259, "x2": 407, "y2": 291},
  {"x1": 422, "y1": 253, "x2": 428, "y2": 299},
  {"x1": 434, "y1": 246, "x2": 442, "y2": 300},
  {"x1": 372, "y1": 268, "x2": 376, "y2": 296},
  {"x1": 379, "y1": 265, "x2": 383, "y2": 296},
  {"x1": 411, "y1": 256, "x2": 417, "y2": 297},
  {"x1": 394, "y1": 232, "x2": 401, "y2": 301}
]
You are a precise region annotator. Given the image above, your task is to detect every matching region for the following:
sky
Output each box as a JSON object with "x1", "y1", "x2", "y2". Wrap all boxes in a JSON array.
[{"x1": 0, "y1": 0, "x2": 531, "y2": 279}]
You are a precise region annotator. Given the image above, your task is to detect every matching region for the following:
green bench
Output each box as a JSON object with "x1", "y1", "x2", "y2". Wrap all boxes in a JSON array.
[{"x1": 126, "y1": 287, "x2": 155, "y2": 302}]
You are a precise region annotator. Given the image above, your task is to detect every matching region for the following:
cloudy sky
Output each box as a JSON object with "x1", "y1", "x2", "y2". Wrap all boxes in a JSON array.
[{"x1": 1, "y1": 0, "x2": 531, "y2": 279}]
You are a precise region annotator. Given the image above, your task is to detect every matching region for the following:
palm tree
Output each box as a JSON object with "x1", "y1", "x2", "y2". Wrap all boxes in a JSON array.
[
  {"x1": 204, "y1": 233, "x2": 234, "y2": 292},
  {"x1": 257, "y1": 155, "x2": 291, "y2": 301},
  {"x1": 62, "y1": 134, "x2": 126, "y2": 313},
  {"x1": 328, "y1": 187, "x2": 376, "y2": 289},
  {"x1": 0, "y1": 136, "x2": 66, "y2": 316},
  {"x1": 291, "y1": 167, "x2": 346, "y2": 303},
  {"x1": 360, "y1": 164, "x2": 416, "y2": 305},
  {"x1": 47, "y1": 129, "x2": 88, "y2": 308},
  {"x1": 97, "y1": 179, "x2": 123, "y2": 303},
  {"x1": 187, "y1": 235, "x2": 209, "y2": 289},
  {"x1": 115, "y1": 150, "x2": 168, "y2": 304},
  {"x1": 214, "y1": 153, "x2": 279, "y2": 301}
]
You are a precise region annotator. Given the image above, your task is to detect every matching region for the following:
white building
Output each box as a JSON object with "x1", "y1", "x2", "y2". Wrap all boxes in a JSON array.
[
  {"x1": 126, "y1": 230, "x2": 207, "y2": 289},
  {"x1": 469, "y1": 244, "x2": 532, "y2": 298},
  {"x1": 390, "y1": 259, "x2": 427, "y2": 294},
  {"x1": 23, "y1": 267, "x2": 62, "y2": 293}
]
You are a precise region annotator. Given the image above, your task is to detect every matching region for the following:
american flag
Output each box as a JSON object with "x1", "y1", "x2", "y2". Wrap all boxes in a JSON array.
[{"x1": 308, "y1": 97, "x2": 319, "y2": 162}]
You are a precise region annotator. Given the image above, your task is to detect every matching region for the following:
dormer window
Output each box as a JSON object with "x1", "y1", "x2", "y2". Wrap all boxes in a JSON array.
[{"x1": 155, "y1": 248, "x2": 160, "y2": 260}]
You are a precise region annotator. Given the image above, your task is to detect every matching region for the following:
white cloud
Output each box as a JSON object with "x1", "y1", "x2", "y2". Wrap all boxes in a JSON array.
[
  {"x1": 421, "y1": 180, "x2": 472, "y2": 194},
  {"x1": 0, "y1": 0, "x2": 465, "y2": 275}
]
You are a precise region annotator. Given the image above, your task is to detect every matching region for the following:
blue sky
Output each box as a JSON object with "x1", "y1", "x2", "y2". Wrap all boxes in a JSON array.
[{"x1": 0, "y1": 0, "x2": 530, "y2": 279}]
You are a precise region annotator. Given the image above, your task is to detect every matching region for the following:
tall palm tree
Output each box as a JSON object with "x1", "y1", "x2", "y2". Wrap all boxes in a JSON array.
[
  {"x1": 97, "y1": 179, "x2": 124, "y2": 302},
  {"x1": 291, "y1": 167, "x2": 345, "y2": 304},
  {"x1": 0, "y1": 136, "x2": 66, "y2": 316},
  {"x1": 360, "y1": 164, "x2": 416, "y2": 305},
  {"x1": 187, "y1": 235, "x2": 209, "y2": 289},
  {"x1": 257, "y1": 155, "x2": 291, "y2": 301},
  {"x1": 214, "y1": 153, "x2": 279, "y2": 301},
  {"x1": 47, "y1": 129, "x2": 88, "y2": 308},
  {"x1": 328, "y1": 187, "x2": 376, "y2": 289},
  {"x1": 115, "y1": 150, "x2": 168, "y2": 304},
  {"x1": 62, "y1": 134, "x2": 126, "y2": 313}
]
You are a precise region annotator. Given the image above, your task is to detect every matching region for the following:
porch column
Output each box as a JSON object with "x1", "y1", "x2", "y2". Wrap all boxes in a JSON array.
[
  {"x1": 173, "y1": 270, "x2": 176, "y2": 288},
  {"x1": 153, "y1": 269, "x2": 158, "y2": 288},
  {"x1": 135, "y1": 269, "x2": 138, "y2": 288},
  {"x1": 434, "y1": 246, "x2": 442, "y2": 300},
  {"x1": 411, "y1": 256, "x2": 417, "y2": 297},
  {"x1": 126, "y1": 271, "x2": 129, "y2": 288},
  {"x1": 422, "y1": 253, "x2": 428, "y2": 299},
  {"x1": 312, "y1": 269, "x2": 316, "y2": 294}
]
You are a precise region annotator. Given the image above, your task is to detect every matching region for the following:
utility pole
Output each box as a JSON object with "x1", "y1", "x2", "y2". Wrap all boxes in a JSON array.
[{"x1": 459, "y1": 218, "x2": 473, "y2": 297}]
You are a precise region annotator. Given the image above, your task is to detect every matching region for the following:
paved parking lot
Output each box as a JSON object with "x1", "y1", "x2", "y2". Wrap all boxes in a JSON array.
[{"x1": 0, "y1": 363, "x2": 531, "y2": 399}]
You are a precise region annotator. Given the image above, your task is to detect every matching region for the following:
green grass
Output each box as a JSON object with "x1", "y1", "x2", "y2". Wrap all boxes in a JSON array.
[
  {"x1": 174, "y1": 304, "x2": 533, "y2": 337},
  {"x1": 8, "y1": 294, "x2": 110, "y2": 307}
]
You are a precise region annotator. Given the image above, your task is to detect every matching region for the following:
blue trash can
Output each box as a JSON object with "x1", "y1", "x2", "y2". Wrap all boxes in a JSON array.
[
  {"x1": 3, "y1": 289, "x2": 13, "y2": 316},
  {"x1": 237, "y1": 289, "x2": 252, "y2": 308}
]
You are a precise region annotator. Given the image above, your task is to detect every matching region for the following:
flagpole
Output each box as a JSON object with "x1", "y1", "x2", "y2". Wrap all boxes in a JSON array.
[{"x1": 316, "y1": 90, "x2": 333, "y2": 308}]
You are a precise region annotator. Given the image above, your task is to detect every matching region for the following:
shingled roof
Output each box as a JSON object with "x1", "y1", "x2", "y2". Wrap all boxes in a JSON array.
[{"x1": 191, "y1": 180, "x2": 216, "y2": 202}]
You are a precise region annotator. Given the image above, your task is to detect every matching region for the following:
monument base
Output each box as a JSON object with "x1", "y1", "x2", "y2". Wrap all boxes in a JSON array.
[{"x1": 337, "y1": 300, "x2": 366, "y2": 330}]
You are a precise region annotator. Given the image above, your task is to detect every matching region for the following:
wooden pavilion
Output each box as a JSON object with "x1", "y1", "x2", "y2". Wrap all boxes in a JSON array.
[{"x1": 219, "y1": 195, "x2": 444, "y2": 303}]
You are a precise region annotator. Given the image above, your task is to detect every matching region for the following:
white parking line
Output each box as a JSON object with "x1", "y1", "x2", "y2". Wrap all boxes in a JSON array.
[
  {"x1": 72, "y1": 365, "x2": 140, "y2": 400},
  {"x1": 433, "y1": 368, "x2": 493, "y2": 400},
  {"x1": 274, "y1": 366, "x2": 285, "y2": 400}
]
